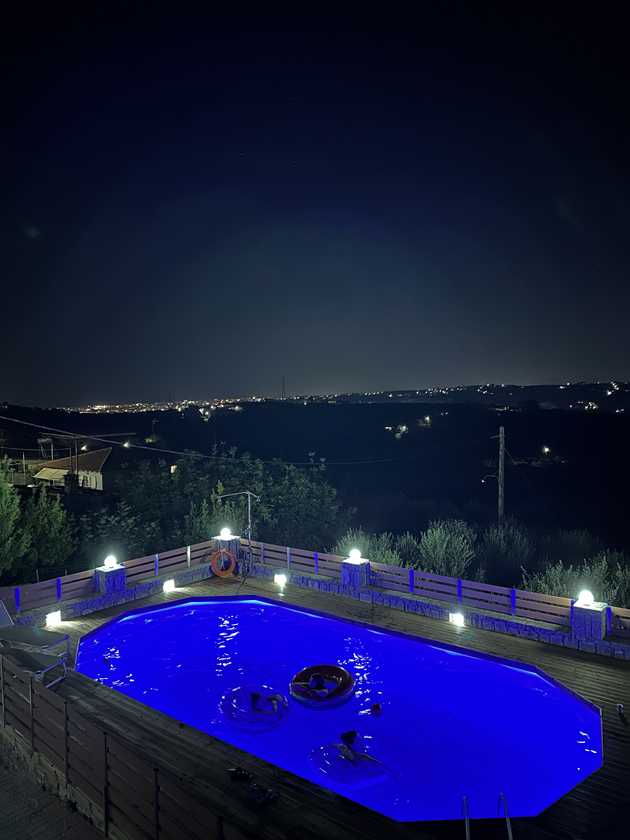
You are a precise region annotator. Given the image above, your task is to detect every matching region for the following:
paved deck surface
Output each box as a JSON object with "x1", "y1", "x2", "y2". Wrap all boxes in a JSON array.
[{"x1": 0, "y1": 752, "x2": 101, "y2": 840}]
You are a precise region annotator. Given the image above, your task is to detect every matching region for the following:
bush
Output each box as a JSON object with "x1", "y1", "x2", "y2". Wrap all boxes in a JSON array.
[
  {"x1": 395, "y1": 532, "x2": 422, "y2": 568},
  {"x1": 479, "y1": 520, "x2": 534, "y2": 586},
  {"x1": 539, "y1": 529, "x2": 604, "y2": 568},
  {"x1": 522, "y1": 551, "x2": 630, "y2": 607},
  {"x1": 333, "y1": 529, "x2": 401, "y2": 566},
  {"x1": 417, "y1": 519, "x2": 475, "y2": 577}
]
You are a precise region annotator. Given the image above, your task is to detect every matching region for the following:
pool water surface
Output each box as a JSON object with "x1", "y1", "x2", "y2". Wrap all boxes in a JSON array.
[{"x1": 75, "y1": 597, "x2": 602, "y2": 822}]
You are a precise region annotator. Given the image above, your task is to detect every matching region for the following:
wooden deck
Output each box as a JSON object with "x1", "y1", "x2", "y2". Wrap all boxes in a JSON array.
[{"x1": 57, "y1": 575, "x2": 630, "y2": 840}]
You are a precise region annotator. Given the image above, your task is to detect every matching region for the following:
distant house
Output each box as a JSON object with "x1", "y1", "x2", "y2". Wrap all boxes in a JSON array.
[{"x1": 33, "y1": 447, "x2": 112, "y2": 491}]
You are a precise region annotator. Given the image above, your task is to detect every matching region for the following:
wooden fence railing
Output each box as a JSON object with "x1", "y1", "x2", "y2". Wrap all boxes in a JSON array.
[
  {"x1": 0, "y1": 539, "x2": 215, "y2": 617},
  {"x1": 0, "y1": 654, "x2": 228, "y2": 839},
  {"x1": 2, "y1": 537, "x2": 629, "y2": 636},
  {"x1": 249, "y1": 540, "x2": 630, "y2": 636}
]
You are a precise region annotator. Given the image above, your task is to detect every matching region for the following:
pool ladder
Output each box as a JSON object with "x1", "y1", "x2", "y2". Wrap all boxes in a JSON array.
[{"x1": 460, "y1": 792, "x2": 513, "y2": 839}]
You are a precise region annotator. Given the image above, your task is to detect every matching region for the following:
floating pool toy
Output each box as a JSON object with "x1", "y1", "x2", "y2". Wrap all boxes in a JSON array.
[
  {"x1": 289, "y1": 664, "x2": 354, "y2": 708},
  {"x1": 221, "y1": 684, "x2": 288, "y2": 731},
  {"x1": 311, "y1": 733, "x2": 389, "y2": 788}
]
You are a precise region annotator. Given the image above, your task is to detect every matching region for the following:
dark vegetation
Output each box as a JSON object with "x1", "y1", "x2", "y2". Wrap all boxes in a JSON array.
[{"x1": 1, "y1": 400, "x2": 630, "y2": 605}]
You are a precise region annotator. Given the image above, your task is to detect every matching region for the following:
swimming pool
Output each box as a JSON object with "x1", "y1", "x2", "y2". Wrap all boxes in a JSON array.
[{"x1": 75, "y1": 597, "x2": 602, "y2": 822}]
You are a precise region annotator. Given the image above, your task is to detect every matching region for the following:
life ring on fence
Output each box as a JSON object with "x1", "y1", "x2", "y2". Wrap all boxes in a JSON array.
[
  {"x1": 289, "y1": 664, "x2": 354, "y2": 708},
  {"x1": 210, "y1": 548, "x2": 237, "y2": 577}
]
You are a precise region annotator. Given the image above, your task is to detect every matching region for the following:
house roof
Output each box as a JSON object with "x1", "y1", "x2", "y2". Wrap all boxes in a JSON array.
[{"x1": 34, "y1": 447, "x2": 112, "y2": 474}]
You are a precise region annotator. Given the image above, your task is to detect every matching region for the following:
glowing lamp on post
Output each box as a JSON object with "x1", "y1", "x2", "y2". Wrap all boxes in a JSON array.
[
  {"x1": 219, "y1": 527, "x2": 233, "y2": 541},
  {"x1": 572, "y1": 589, "x2": 607, "y2": 641},
  {"x1": 576, "y1": 589, "x2": 594, "y2": 608},
  {"x1": 104, "y1": 554, "x2": 118, "y2": 570},
  {"x1": 94, "y1": 553, "x2": 127, "y2": 594},
  {"x1": 348, "y1": 548, "x2": 363, "y2": 564}
]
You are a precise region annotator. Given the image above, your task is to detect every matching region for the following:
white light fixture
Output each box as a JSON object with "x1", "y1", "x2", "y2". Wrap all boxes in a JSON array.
[
  {"x1": 576, "y1": 589, "x2": 595, "y2": 608},
  {"x1": 542, "y1": 445, "x2": 551, "y2": 455},
  {"x1": 46, "y1": 610, "x2": 62, "y2": 628},
  {"x1": 219, "y1": 527, "x2": 233, "y2": 541},
  {"x1": 274, "y1": 573, "x2": 287, "y2": 589},
  {"x1": 163, "y1": 579, "x2": 176, "y2": 594},
  {"x1": 123, "y1": 440, "x2": 131, "y2": 448},
  {"x1": 449, "y1": 611, "x2": 465, "y2": 628},
  {"x1": 348, "y1": 548, "x2": 362, "y2": 563},
  {"x1": 104, "y1": 554, "x2": 118, "y2": 570}
]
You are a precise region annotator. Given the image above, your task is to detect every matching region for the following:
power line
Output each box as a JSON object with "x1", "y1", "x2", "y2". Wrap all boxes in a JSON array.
[{"x1": 0, "y1": 414, "x2": 406, "y2": 468}]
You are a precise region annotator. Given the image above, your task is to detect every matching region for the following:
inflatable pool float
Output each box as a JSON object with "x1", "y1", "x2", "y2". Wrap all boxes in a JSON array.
[
  {"x1": 289, "y1": 664, "x2": 354, "y2": 708},
  {"x1": 220, "y1": 684, "x2": 288, "y2": 731}
]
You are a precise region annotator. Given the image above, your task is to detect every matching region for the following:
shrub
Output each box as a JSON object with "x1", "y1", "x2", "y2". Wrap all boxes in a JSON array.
[
  {"x1": 479, "y1": 520, "x2": 534, "y2": 586},
  {"x1": 417, "y1": 520, "x2": 475, "y2": 578},
  {"x1": 333, "y1": 529, "x2": 401, "y2": 566},
  {"x1": 395, "y1": 532, "x2": 422, "y2": 568},
  {"x1": 539, "y1": 529, "x2": 604, "y2": 568},
  {"x1": 522, "y1": 551, "x2": 630, "y2": 607}
]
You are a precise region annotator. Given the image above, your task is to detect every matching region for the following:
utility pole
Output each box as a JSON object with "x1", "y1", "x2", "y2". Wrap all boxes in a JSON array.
[{"x1": 498, "y1": 425, "x2": 505, "y2": 527}]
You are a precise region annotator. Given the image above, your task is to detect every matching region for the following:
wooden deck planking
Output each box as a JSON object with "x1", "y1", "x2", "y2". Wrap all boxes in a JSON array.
[{"x1": 56, "y1": 575, "x2": 630, "y2": 840}]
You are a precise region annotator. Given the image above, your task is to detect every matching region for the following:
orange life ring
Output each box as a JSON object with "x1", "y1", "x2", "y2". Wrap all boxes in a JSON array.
[
  {"x1": 289, "y1": 664, "x2": 354, "y2": 708},
  {"x1": 210, "y1": 548, "x2": 237, "y2": 577}
]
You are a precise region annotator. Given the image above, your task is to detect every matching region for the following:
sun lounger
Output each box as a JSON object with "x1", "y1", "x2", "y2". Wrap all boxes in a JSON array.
[{"x1": 0, "y1": 600, "x2": 70, "y2": 659}]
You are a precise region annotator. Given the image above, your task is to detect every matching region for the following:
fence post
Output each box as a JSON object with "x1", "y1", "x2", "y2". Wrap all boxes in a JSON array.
[
  {"x1": 187, "y1": 545, "x2": 191, "y2": 569},
  {"x1": 63, "y1": 700, "x2": 69, "y2": 782},
  {"x1": 0, "y1": 656, "x2": 4, "y2": 728},
  {"x1": 14, "y1": 586, "x2": 21, "y2": 615},
  {"x1": 408, "y1": 568, "x2": 414, "y2": 593},
  {"x1": 260, "y1": 543, "x2": 265, "y2": 565},
  {"x1": 457, "y1": 579, "x2": 463, "y2": 604},
  {"x1": 313, "y1": 551, "x2": 319, "y2": 576},
  {"x1": 56, "y1": 577, "x2": 63, "y2": 601},
  {"x1": 510, "y1": 588, "x2": 517, "y2": 615},
  {"x1": 286, "y1": 546, "x2": 291, "y2": 571},
  {"x1": 154, "y1": 554, "x2": 160, "y2": 577},
  {"x1": 103, "y1": 731, "x2": 109, "y2": 837},
  {"x1": 154, "y1": 768, "x2": 160, "y2": 837},
  {"x1": 606, "y1": 606, "x2": 613, "y2": 636},
  {"x1": 29, "y1": 677, "x2": 34, "y2": 750}
]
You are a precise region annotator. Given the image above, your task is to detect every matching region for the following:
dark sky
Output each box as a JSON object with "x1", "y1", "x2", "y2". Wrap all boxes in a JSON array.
[{"x1": 2, "y1": 6, "x2": 629, "y2": 405}]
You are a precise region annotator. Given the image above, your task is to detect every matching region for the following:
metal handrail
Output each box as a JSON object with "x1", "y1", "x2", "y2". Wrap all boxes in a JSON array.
[
  {"x1": 498, "y1": 792, "x2": 513, "y2": 840},
  {"x1": 461, "y1": 794, "x2": 471, "y2": 840}
]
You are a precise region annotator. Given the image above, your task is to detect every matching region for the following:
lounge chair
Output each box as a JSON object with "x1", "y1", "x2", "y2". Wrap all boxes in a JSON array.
[
  {"x1": 0, "y1": 600, "x2": 70, "y2": 660},
  {"x1": 1, "y1": 647, "x2": 67, "y2": 690}
]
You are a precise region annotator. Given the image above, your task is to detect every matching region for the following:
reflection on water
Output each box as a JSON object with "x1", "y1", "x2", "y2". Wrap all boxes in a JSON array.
[{"x1": 76, "y1": 598, "x2": 603, "y2": 822}]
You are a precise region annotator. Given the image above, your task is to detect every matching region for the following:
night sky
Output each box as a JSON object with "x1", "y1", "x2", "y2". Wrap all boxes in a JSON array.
[{"x1": 3, "y1": 7, "x2": 629, "y2": 406}]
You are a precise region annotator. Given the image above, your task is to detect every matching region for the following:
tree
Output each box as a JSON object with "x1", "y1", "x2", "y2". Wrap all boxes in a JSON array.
[
  {"x1": 0, "y1": 459, "x2": 30, "y2": 578},
  {"x1": 78, "y1": 500, "x2": 160, "y2": 566},
  {"x1": 21, "y1": 486, "x2": 75, "y2": 577}
]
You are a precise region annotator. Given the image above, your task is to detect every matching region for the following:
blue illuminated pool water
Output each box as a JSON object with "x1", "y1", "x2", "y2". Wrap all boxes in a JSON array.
[{"x1": 75, "y1": 597, "x2": 602, "y2": 822}]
